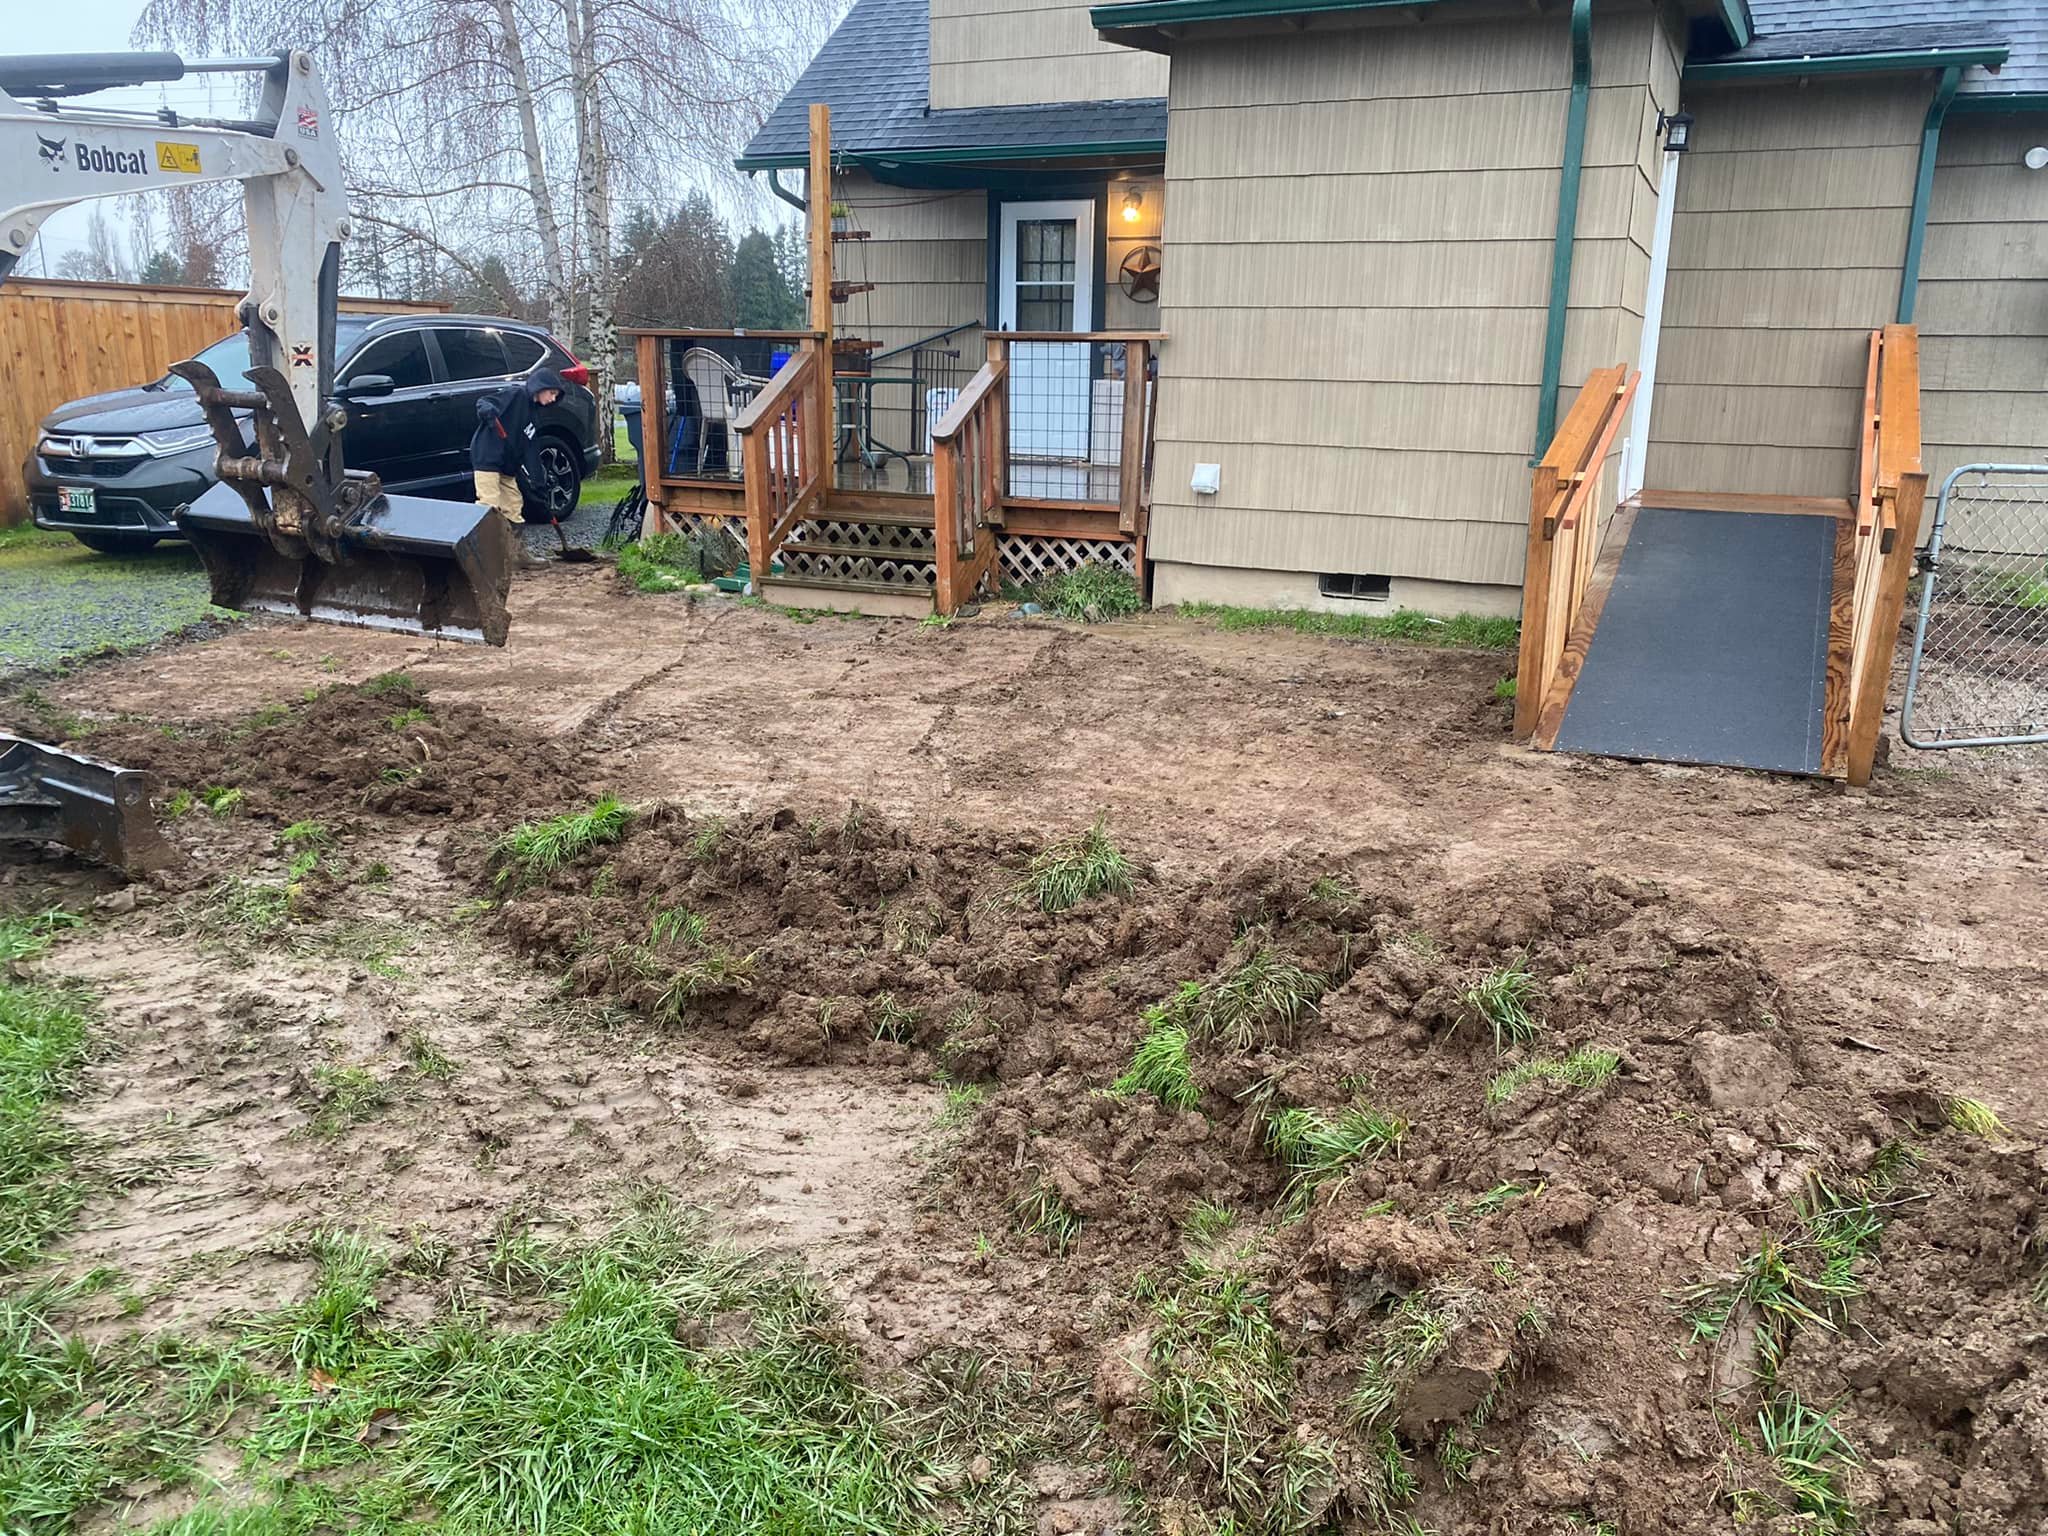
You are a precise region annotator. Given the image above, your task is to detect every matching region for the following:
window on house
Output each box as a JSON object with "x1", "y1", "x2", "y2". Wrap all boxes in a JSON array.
[
  {"x1": 1014, "y1": 219, "x2": 1077, "y2": 330},
  {"x1": 1319, "y1": 572, "x2": 1392, "y2": 602}
]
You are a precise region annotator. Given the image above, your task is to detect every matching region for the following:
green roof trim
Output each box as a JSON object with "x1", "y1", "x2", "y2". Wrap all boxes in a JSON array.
[
  {"x1": 1717, "y1": 0, "x2": 1753, "y2": 51},
  {"x1": 1091, "y1": 0, "x2": 1431, "y2": 33},
  {"x1": 737, "y1": 138, "x2": 1166, "y2": 172},
  {"x1": 1685, "y1": 43, "x2": 2009, "y2": 82}
]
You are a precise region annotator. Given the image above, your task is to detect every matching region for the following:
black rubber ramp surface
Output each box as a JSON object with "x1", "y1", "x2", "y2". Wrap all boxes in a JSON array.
[{"x1": 1554, "y1": 506, "x2": 1836, "y2": 775}]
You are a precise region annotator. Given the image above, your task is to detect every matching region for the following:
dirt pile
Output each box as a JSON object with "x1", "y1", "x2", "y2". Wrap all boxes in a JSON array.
[
  {"x1": 469, "y1": 801, "x2": 2047, "y2": 1536},
  {"x1": 55, "y1": 676, "x2": 591, "y2": 827}
]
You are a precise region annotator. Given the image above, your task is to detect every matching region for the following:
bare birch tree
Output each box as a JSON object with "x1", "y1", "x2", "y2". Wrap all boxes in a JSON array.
[{"x1": 135, "y1": 0, "x2": 827, "y2": 453}]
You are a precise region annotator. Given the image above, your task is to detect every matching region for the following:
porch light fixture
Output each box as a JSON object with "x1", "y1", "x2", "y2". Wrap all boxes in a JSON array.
[
  {"x1": 1121, "y1": 187, "x2": 1144, "y2": 223},
  {"x1": 1659, "y1": 111, "x2": 1694, "y2": 152}
]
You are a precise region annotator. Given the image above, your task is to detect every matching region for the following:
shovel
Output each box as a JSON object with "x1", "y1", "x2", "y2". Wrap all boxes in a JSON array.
[{"x1": 493, "y1": 417, "x2": 593, "y2": 564}]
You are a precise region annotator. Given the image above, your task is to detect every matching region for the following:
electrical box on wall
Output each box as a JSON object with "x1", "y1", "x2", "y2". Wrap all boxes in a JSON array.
[{"x1": 1191, "y1": 463, "x2": 1220, "y2": 496}]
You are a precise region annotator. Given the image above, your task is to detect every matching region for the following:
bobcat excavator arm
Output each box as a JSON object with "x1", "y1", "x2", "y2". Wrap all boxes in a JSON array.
[{"x1": 0, "y1": 49, "x2": 510, "y2": 645}]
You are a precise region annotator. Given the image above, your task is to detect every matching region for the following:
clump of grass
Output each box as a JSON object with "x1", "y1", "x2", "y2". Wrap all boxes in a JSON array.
[
  {"x1": 386, "y1": 706, "x2": 429, "y2": 731},
  {"x1": 870, "y1": 993, "x2": 920, "y2": 1044},
  {"x1": 689, "y1": 816, "x2": 728, "y2": 862},
  {"x1": 1306, "y1": 874, "x2": 1363, "y2": 913},
  {"x1": 0, "y1": 974, "x2": 91, "y2": 1271},
  {"x1": 0, "y1": 909, "x2": 84, "y2": 966},
  {"x1": 306, "y1": 1065, "x2": 390, "y2": 1137},
  {"x1": 1034, "y1": 562, "x2": 1142, "y2": 622},
  {"x1": 1267, "y1": 1101, "x2": 1407, "y2": 1214},
  {"x1": 888, "y1": 904, "x2": 939, "y2": 956},
  {"x1": 616, "y1": 532, "x2": 701, "y2": 593},
  {"x1": 1183, "y1": 1199, "x2": 1236, "y2": 1243},
  {"x1": 1459, "y1": 958, "x2": 1542, "y2": 1051},
  {"x1": 404, "y1": 1031, "x2": 459, "y2": 1082},
  {"x1": 1017, "y1": 817, "x2": 1135, "y2": 913},
  {"x1": 162, "y1": 787, "x2": 195, "y2": 818},
  {"x1": 363, "y1": 861, "x2": 392, "y2": 884},
  {"x1": 1015, "y1": 1177, "x2": 1081, "y2": 1253},
  {"x1": 934, "y1": 1080, "x2": 987, "y2": 1129},
  {"x1": 1485, "y1": 1046, "x2": 1620, "y2": 1107},
  {"x1": 653, "y1": 949, "x2": 757, "y2": 1023},
  {"x1": 363, "y1": 671, "x2": 415, "y2": 695},
  {"x1": 1175, "y1": 601, "x2": 1520, "y2": 650},
  {"x1": 1944, "y1": 1095, "x2": 2007, "y2": 1141},
  {"x1": 239, "y1": 1229, "x2": 385, "y2": 1373},
  {"x1": 1111, "y1": 1016, "x2": 1200, "y2": 1110},
  {"x1": 198, "y1": 784, "x2": 244, "y2": 817},
  {"x1": 492, "y1": 797, "x2": 634, "y2": 889},
  {"x1": 650, "y1": 904, "x2": 707, "y2": 948},
  {"x1": 1152, "y1": 949, "x2": 1326, "y2": 1054},
  {"x1": 193, "y1": 877, "x2": 290, "y2": 944},
  {"x1": 1493, "y1": 675, "x2": 1518, "y2": 701},
  {"x1": 1756, "y1": 1391, "x2": 1860, "y2": 1532}
]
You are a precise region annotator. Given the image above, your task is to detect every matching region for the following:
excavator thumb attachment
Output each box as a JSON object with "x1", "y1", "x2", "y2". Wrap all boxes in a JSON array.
[
  {"x1": 0, "y1": 734, "x2": 174, "y2": 872},
  {"x1": 179, "y1": 480, "x2": 512, "y2": 646}
]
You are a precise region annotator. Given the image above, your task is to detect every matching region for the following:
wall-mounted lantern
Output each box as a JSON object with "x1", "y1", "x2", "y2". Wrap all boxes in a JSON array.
[{"x1": 1659, "y1": 111, "x2": 1695, "y2": 153}]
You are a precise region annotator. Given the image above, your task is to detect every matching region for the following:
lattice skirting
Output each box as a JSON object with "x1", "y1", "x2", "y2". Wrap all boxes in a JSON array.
[
  {"x1": 996, "y1": 532, "x2": 1136, "y2": 591},
  {"x1": 663, "y1": 511, "x2": 746, "y2": 544},
  {"x1": 779, "y1": 517, "x2": 938, "y2": 592}
]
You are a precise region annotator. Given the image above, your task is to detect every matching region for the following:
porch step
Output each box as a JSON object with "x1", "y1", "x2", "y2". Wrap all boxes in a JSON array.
[
  {"x1": 760, "y1": 579, "x2": 933, "y2": 618},
  {"x1": 778, "y1": 537, "x2": 934, "y2": 563}
]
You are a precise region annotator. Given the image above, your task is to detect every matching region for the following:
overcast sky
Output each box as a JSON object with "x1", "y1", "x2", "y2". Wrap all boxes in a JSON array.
[{"x1": 10, "y1": 0, "x2": 240, "y2": 271}]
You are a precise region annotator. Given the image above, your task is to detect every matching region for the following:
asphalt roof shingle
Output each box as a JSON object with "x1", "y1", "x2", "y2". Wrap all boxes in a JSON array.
[
  {"x1": 738, "y1": 0, "x2": 1165, "y2": 168},
  {"x1": 1743, "y1": 1, "x2": 2045, "y2": 95}
]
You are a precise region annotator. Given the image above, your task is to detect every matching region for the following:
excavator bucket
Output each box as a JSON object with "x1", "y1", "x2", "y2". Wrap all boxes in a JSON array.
[
  {"x1": 178, "y1": 481, "x2": 512, "y2": 647},
  {"x1": 0, "y1": 734, "x2": 174, "y2": 872}
]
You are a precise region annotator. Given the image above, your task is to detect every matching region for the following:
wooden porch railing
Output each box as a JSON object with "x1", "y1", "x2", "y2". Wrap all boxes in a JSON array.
[
  {"x1": 931, "y1": 348, "x2": 1006, "y2": 612},
  {"x1": 1832, "y1": 323, "x2": 1927, "y2": 784},
  {"x1": 1514, "y1": 365, "x2": 1640, "y2": 737},
  {"x1": 732, "y1": 343, "x2": 829, "y2": 586},
  {"x1": 929, "y1": 331, "x2": 1163, "y2": 614}
]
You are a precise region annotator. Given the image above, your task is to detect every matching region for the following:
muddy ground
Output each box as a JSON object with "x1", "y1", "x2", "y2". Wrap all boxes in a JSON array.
[{"x1": 6, "y1": 562, "x2": 2046, "y2": 1535}]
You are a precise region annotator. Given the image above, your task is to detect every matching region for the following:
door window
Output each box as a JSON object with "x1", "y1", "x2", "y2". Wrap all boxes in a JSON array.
[
  {"x1": 436, "y1": 327, "x2": 511, "y2": 382},
  {"x1": 341, "y1": 332, "x2": 432, "y2": 390},
  {"x1": 501, "y1": 332, "x2": 547, "y2": 373},
  {"x1": 1014, "y1": 220, "x2": 1077, "y2": 331}
]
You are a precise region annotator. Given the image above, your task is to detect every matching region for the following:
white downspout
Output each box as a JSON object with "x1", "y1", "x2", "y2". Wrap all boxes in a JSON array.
[{"x1": 1621, "y1": 145, "x2": 1682, "y2": 501}]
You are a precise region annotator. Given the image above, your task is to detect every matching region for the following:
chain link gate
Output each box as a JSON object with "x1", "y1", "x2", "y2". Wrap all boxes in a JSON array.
[{"x1": 1901, "y1": 464, "x2": 2048, "y2": 749}]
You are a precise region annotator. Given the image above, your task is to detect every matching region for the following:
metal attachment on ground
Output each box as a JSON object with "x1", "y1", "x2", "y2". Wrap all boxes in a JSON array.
[
  {"x1": 172, "y1": 360, "x2": 513, "y2": 645},
  {"x1": 0, "y1": 735, "x2": 175, "y2": 872},
  {"x1": 1900, "y1": 463, "x2": 2048, "y2": 750}
]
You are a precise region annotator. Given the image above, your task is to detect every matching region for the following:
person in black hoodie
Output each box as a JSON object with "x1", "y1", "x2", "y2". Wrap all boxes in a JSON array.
[{"x1": 470, "y1": 367, "x2": 567, "y2": 529}]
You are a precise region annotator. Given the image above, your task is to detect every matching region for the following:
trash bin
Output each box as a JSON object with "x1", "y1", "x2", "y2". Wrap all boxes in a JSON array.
[{"x1": 617, "y1": 381, "x2": 644, "y2": 468}]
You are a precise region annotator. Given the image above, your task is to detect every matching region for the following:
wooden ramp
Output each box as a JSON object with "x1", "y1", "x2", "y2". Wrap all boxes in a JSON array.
[
  {"x1": 1544, "y1": 500, "x2": 1840, "y2": 774},
  {"x1": 1519, "y1": 328, "x2": 1929, "y2": 785}
]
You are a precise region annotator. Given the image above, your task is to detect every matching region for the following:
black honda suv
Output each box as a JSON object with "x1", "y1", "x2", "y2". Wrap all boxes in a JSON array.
[{"x1": 26, "y1": 313, "x2": 601, "y2": 552}]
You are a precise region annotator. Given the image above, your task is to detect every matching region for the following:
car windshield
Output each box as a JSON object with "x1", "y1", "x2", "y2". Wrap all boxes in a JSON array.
[{"x1": 157, "y1": 319, "x2": 374, "y2": 391}]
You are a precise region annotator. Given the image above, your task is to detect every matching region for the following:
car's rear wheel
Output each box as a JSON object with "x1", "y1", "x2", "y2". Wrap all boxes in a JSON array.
[
  {"x1": 522, "y1": 436, "x2": 582, "y2": 523},
  {"x1": 70, "y1": 531, "x2": 161, "y2": 554}
]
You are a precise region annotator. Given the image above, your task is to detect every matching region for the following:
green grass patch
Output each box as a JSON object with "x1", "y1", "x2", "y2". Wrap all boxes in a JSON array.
[
  {"x1": 1150, "y1": 949, "x2": 1326, "y2": 1053},
  {"x1": 1112, "y1": 1016, "x2": 1201, "y2": 1110},
  {"x1": 1015, "y1": 1177, "x2": 1081, "y2": 1254},
  {"x1": 1484, "y1": 1047, "x2": 1619, "y2": 1107},
  {"x1": 649, "y1": 904, "x2": 707, "y2": 949},
  {"x1": 616, "y1": 533, "x2": 701, "y2": 594},
  {"x1": 306, "y1": 1067, "x2": 391, "y2": 1139},
  {"x1": 579, "y1": 460, "x2": 641, "y2": 509},
  {"x1": 1754, "y1": 1391, "x2": 1860, "y2": 1532},
  {"x1": 1944, "y1": 1094, "x2": 2007, "y2": 1140},
  {"x1": 1182, "y1": 1199, "x2": 1236, "y2": 1244},
  {"x1": 1459, "y1": 958, "x2": 1543, "y2": 1052},
  {"x1": 363, "y1": 672, "x2": 416, "y2": 696},
  {"x1": 191, "y1": 878, "x2": 291, "y2": 946},
  {"x1": 1033, "y1": 563, "x2": 1142, "y2": 622},
  {"x1": 385, "y1": 707, "x2": 429, "y2": 732},
  {"x1": 871, "y1": 993, "x2": 920, "y2": 1045},
  {"x1": 492, "y1": 797, "x2": 634, "y2": 889},
  {"x1": 1176, "y1": 601, "x2": 1520, "y2": 650},
  {"x1": 1266, "y1": 1101, "x2": 1407, "y2": 1215},
  {"x1": 0, "y1": 910, "x2": 84, "y2": 967},
  {"x1": 403, "y1": 1031, "x2": 459, "y2": 1083},
  {"x1": 1017, "y1": 817, "x2": 1135, "y2": 913},
  {"x1": 198, "y1": 785, "x2": 245, "y2": 817},
  {"x1": 653, "y1": 949, "x2": 757, "y2": 1024},
  {"x1": 0, "y1": 976, "x2": 91, "y2": 1273}
]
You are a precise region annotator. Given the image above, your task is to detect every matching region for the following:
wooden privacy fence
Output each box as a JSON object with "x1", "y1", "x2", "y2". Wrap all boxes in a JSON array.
[
  {"x1": 1831, "y1": 323, "x2": 1927, "y2": 785},
  {"x1": 0, "y1": 277, "x2": 443, "y2": 524},
  {"x1": 1514, "y1": 365, "x2": 1639, "y2": 736},
  {"x1": 733, "y1": 341, "x2": 828, "y2": 582}
]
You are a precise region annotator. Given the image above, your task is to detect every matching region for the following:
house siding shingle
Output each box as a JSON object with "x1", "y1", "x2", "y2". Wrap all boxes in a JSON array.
[
  {"x1": 930, "y1": 0, "x2": 1167, "y2": 110},
  {"x1": 1147, "y1": 8, "x2": 1675, "y2": 592},
  {"x1": 1914, "y1": 114, "x2": 2048, "y2": 487},
  {"x1": 1644, "y1": 78, "x2": 1930, "y2": 498}
]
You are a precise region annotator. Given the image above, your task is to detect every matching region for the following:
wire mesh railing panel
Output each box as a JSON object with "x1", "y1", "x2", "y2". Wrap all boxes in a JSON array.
[
  {"x1": 658, "y1": 335, "x2": 799, "y2": 483},
  {"x1": 1003, "y1": 340, "x2": 1128, "y2": 504},
  {"x1": 1902, "y1": 464, "x2": 2048, "y2": 749}
]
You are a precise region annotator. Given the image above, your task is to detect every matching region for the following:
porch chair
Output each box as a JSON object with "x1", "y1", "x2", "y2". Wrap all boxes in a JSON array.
[{"x1": 680, "y1": 346, "x2": 746, "y2": 476}]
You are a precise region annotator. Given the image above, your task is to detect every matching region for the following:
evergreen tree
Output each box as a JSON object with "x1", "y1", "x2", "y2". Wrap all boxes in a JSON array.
[{"x1": 733, "y1": 229, "x2": 802, "y2": 329}]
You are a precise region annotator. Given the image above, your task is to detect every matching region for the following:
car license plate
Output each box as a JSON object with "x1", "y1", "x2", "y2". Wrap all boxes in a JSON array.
[{"x1": 61, "y1": 486, "x2": 95, "y2": 516}]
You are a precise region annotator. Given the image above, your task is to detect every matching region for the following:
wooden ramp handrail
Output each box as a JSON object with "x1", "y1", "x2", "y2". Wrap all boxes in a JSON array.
[
  {"x1": 1836, "y1": 324, "x2": 1926, "y2": 784},
  {"x1": 734, "y1": 344, "x2": 826, "y2": 586},
  {"x1": 931, "y1": 356, "x2": 1007, "y2": 614},
  {"x1": 1515, "y1": 365, "x2": 1640, "y2": 738}
]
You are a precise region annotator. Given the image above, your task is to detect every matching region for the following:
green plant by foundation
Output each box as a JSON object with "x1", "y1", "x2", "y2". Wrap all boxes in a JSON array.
[
  {"x1": 616, "y1": 533, "x2": 701, "y2": 594},
  {"x1": 1034, "y1": 563, "x2": 1142, "y2": 622}
]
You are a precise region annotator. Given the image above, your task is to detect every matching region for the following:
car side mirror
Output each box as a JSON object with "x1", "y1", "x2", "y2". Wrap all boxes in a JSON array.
[{"x1": 337, "y1": 374, "x2": 395, "y2": 400}]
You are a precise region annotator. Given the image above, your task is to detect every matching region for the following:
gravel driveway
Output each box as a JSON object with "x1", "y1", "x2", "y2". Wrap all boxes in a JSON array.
[{"x1": 0, "y1": 527, "x2": 224, "y2": 682}]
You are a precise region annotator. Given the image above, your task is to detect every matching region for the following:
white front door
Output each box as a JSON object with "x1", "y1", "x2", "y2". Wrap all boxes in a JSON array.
[{"x1": 999, "y1": 199, "x2": 1095, "y2": 461}]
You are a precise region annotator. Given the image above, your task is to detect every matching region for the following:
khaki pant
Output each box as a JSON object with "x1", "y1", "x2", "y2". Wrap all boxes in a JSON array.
[{"x1": 474, "y1": 471, "x2": 525, "y2": 524}]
